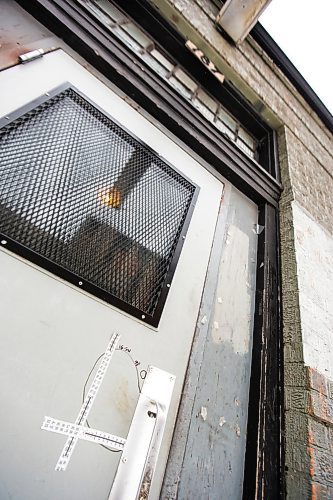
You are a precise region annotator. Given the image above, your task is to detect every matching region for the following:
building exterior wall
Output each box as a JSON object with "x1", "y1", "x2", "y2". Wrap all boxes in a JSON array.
[
  {"x1": 0, "y1": 0, "x2": 332, "y2": 497},
  {"x1": 149, "y1": 0, "x2": 333, "y2": 497}
]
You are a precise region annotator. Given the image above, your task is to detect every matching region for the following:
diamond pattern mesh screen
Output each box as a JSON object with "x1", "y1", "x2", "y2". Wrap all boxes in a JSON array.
[{"x1": 0, "y1": 88, "x2": 196, "y2": 319}]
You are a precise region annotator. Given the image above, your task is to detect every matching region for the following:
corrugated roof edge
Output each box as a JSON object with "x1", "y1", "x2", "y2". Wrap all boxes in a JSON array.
[{"x1": 251, "y1": 22, "x2": 333, "y2": 134}]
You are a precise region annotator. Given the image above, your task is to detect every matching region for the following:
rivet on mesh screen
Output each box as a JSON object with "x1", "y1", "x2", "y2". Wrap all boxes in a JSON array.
[
  {"x1": 97, "y1": 187, "x2": 122, "y2": 209},
  {"x1": 78, "y1": 281, "x2": 83, "y2": 286},
  {"x1": 5, "y1": 116, "x2": 9, "y2": 120},
  {"x1": 141, "y1": 315, "x2": 146, "y2": 319},
  {"x1": 1, "y1": 240, "x2": 7, "y2": 245},
  {"x1": 167, "y1": 284, "x2": 171, "y2": 288},
  {"x1": 182, "y1": 235, "x2": 186, "y2": 239}
]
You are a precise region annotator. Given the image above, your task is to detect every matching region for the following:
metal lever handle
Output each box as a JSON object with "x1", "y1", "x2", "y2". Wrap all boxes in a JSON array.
[{"x1": 109, "y1": 366, "x2": 175, "y2": 500}]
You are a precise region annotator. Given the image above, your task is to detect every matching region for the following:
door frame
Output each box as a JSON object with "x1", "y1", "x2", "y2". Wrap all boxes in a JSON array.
[
  {"x1": 13, "y1": 1, "x2": 283, "y2": 497},
  {"x1": 0, "y1": 48, "x2": 225, "y2": 500}
]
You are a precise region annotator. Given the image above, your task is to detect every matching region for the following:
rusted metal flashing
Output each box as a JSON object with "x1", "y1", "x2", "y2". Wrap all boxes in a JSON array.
[
  {"x1": 0, "y1": 0, "x2": 58, "y2": 70},
  {"x1": 216, "y1": 0, "x2": 272, "y2": 45}
]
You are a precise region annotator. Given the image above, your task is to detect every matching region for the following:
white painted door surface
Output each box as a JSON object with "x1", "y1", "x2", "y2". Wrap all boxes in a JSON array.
[{"x1": 0, "y1": 50, "x2": 223, "y2": 499}]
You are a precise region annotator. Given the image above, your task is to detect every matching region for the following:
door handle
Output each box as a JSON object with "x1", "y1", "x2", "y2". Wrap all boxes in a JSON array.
[{"x1": 109, "y1": 366, "x2": 175, "y2": 500}]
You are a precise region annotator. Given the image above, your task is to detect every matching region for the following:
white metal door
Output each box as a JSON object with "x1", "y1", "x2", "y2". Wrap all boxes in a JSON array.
[{"x1": 0, "y1": 50, "x2": 223, "y2": 500}]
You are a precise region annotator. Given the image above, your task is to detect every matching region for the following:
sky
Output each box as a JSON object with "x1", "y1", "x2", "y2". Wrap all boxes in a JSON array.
[{"x1": 260, "y1": 0, "x2": 333, "y2": 115}]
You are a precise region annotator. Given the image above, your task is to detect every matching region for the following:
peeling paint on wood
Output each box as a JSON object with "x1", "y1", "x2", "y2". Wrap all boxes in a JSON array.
[{"x1": 162, "y1": 185, "x2": 258, "y2": 499}]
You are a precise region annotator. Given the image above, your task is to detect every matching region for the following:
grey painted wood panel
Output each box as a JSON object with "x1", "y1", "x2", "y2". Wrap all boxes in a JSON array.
[{"x1": 162, "y1": 185, "x2": 258, "y2": 499}]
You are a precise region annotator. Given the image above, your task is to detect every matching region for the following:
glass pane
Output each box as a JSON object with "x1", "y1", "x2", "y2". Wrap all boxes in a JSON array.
[
  {"x1": 215, "y1": 118, "x2": 236, "y2": 140},
  {"x1": 94, "y1": 0, "x2": 124, "y2": 22},
  {"x1": 197, "y1": 89, "x2": 218, "y2": 114},
  {"x1": 193, "y1": 97, "x2": 215, "y2": 122},
  {"x1": 173, "y1": 68, "x2": 198, "y2": 93},
  {"x1": 113, "y1": 25, "x2": 142, "y2": 52},
  {"x1": 236, "y1": 138, "x2": 255, "y2": 158},
  {"x1": 238, "y1": 127, "x2": 255, "y2": 150},
  {"x1": 0, "y1": 89, "x2": 196, "y2": 317},
  {"x1": 169, "y1": 76, "x2": 193, "y2": 99},
  {"x1": 141, "y1": 52, "x2": 171, "y2": 78},
  {"x1": 122, "y1": 23, "x2": 151, "y2": 49},
  {"x1": 150, "y1": 49, "x2": 174, "y2": 72},
  {"x1": 218, "y1": 107, "x2": 237, "y2": 134}
]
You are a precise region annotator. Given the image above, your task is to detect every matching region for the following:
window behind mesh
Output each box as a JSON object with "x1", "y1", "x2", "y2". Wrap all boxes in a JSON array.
[{"x1": 0, "y1": 87, "x2": 197, "y2": 324}]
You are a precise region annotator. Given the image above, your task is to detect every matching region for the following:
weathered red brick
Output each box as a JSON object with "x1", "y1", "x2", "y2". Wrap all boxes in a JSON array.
[{"x1": 307, "y1": 367, "x2": 328, "y2": 397}]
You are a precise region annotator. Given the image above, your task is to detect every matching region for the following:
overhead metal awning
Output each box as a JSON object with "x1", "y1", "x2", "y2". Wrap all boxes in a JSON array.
[{"x1": 216, "y1": 0, "x2": 273, "y2": 45}]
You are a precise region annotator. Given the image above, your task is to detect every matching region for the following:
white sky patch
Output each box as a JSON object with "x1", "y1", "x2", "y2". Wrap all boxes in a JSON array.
[{"x1": 260, "y1": 0, "x2": 333, "y2": 115}]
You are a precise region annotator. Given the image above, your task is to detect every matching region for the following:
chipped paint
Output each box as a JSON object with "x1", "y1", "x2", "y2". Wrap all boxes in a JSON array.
[
  {"x1": 200, "y1": 406, "x2": 208, "y2": 421},
  {"x1": 225, "y1": 229, "x2": 232, "y2": 245},
  {"x1": 219, "y1": 416, "x2": 226, "y2": 427},
  {"x1": 162, "y1": 185, "x2": 258, "y2": 498},
  {"x1": 200, "y1": 315, "x2": 207, "y2": 325},
  {"x1": 211, "y1": 332, "x2": 223, "y2": 344}
]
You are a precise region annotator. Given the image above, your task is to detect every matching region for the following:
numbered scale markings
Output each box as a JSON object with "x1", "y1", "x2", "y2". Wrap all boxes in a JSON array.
[
  {"x1": 42, "y1": 417, "x2": 125, "y2": 450},
  {"x1": 41, "y1": 332, "x2": 125, "y2": 471}
]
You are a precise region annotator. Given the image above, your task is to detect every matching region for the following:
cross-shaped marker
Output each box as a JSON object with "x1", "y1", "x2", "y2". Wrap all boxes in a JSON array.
[{"x1": 41, "y1": 332, "x2": 126, "y2": 471}]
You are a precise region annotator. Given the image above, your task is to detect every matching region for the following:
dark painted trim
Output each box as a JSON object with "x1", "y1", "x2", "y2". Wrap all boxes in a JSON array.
[
  {"x1": 113, "y1": 0, "x2": 277, "y2": 176},
  {"x1": 15, "y1": 0, "x2": 281, "y2": 207},
  {"x1": 243, "y1": 203, "x2": 283, "y2": 499},
  {"x1": 276, "y1": 202, "x2": 286, "y2": 498},
  {"x1": 113, "y1": 2, "x2": 269, "y2": 131},
  {"x1": 251, "y1": 23, "x2": 333, "y2": 134}
]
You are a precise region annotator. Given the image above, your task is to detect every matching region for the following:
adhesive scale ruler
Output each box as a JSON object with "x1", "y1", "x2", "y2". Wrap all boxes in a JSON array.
[
  {"x1": 41, "y1": 332, "x2": 124, "y2": 471},
  {"x1": 42, "y1": 417, "x2": 125, "y2": 450}
]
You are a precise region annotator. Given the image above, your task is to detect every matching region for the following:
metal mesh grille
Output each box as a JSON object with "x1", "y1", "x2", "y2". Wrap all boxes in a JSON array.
[{"x1": 0, "y1": 88, "x2": 196, "y2": 318}]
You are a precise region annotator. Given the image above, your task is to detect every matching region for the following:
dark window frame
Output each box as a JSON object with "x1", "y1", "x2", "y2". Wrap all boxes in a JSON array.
[
  {"x1": 112, "y1": 0, "x2": 277, "y2": 177},
  {"x1": 14, "y1": 1, "x2": 284, "y2": 497}
]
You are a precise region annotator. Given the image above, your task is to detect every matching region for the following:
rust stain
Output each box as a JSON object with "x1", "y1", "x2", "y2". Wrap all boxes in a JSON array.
[
  {"x1": 0, "y1": 41, "x2": 30, "y2": 66},
  {"x1": 311, "y1": 481, "x2": 317, "y2": 500},
  {"x1": 307, "y1": 446, "x2": 316, "y2": 479},
  {"x1": 307, "y1": 429, "x2": 316, "y2": 499},
  {"x1": 114, "y1": 379, "x2": 131, "y2": 416},
  {"x1": 308, "y1": 367, "x2": 326, "y2": 395},
  {"x1": 139, "y1": 467, "x2": 153, "y2": 500}
]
